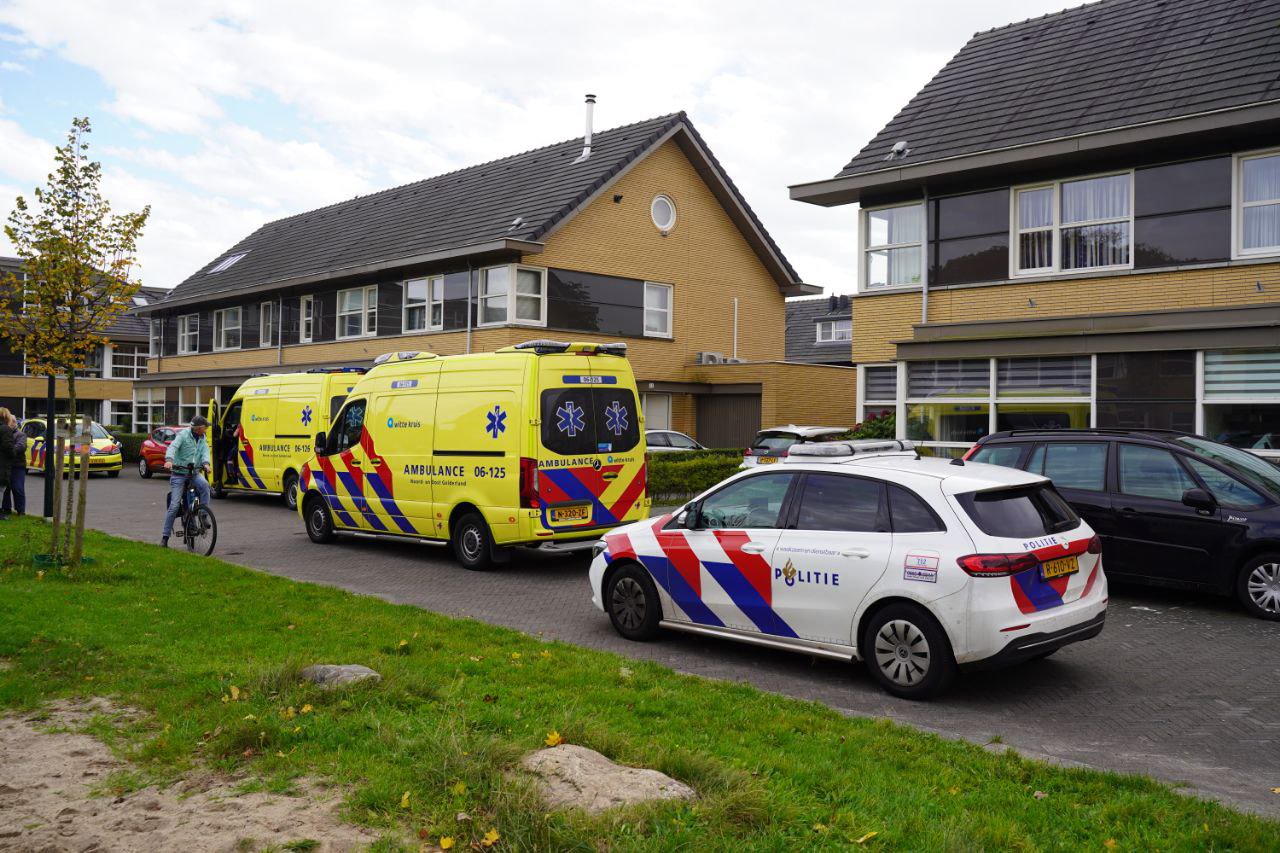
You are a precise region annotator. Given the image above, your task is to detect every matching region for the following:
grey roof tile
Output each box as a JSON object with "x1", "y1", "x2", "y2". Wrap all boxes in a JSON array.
[
  {"x1": 785, "y1": 297, "x2": 852, "y2": 364},
  {"x1": 163, "y1": 112, "x2": 800, "y2": 303},
  {"x1": 0, "y1": 257, "x2": 165, "y2": 340},
  {"x1": 838, "y1": 0, "x2": 1280, "y2": 179}
]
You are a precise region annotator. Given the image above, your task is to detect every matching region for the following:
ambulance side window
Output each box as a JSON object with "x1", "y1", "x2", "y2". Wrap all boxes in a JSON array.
[
  {"x1": 329, "y1": 395, "x2": 347, "y2": 421},
  {"x1": 328, "y1": 399, "x2": 366, "y2": 455}
]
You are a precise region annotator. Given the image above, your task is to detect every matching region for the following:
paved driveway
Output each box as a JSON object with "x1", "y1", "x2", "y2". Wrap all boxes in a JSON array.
[{"x1": 24, "y1": 470, "x2": 1280, "y2": 816}]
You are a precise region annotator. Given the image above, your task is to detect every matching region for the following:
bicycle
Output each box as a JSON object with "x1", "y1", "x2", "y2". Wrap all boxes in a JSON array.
[{"x1": 166, "y1": 464, "x2": 217, "y2": 555}]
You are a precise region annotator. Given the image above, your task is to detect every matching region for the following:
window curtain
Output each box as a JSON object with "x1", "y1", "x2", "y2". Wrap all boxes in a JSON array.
[{"x1": 1242, "y1": 156, "x2": 1280, "y2": 250}]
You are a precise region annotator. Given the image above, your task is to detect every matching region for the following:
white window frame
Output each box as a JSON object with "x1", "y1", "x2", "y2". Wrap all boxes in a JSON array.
[
  {"x1": 403, "y1": 275, "x2": 443, "y2": 333},
  {"x1": 1232, "y1": 147, "x2": 1280, "y2": 259},
  {"x1": 859, "y1": 201, "x2": 926, "y2": 292},
  {"x1": 857, "y1": 362, "x2": 899, "y2": 423},
  {"x1": 815, "y1": 319, "x2": 851, "y2": 343},
  {"x1": 1010, "y1": 170, "x2": 1135, "y2": 277},
  {"x1": 133, "y1": 388, "x2": 166, "y2": 433},
  {"x1": 643, "y1": 281, "x2": 673, "y2": 339},
  {"x1": 897, "y1": 357, "x2": 1095, "y2": 456},
  {"x1": 259, "y1": 301, "x2": 275, "y2": 348},
  {"x1": 148, "y1": 318, "x2": 162, "y2": 357},
  {"x1": 300, "y1": 295, "x2": 314, "y2": 343},
  {"x1": 213, "y1": 307, "x2": 242, "y2": 351},
  {"x1": 110, "y1": 343, "x2": 147, "y2": 379},
  {"x1": 642, "y1": 392, "x2": 672, "y2": 431},
  {"x1": 177, "y1": 314, "x2": 199, "y2": 354},
  {"x1": 337, "y1": 285, "x2": 378, "y2": 340},
  {"x1": 477, "y1": 265, "x2": 548, "y2": 328}
]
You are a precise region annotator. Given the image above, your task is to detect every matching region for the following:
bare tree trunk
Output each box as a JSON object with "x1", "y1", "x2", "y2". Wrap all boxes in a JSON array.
[
  {"x1": 62, "y1": 374, "x2": 78, "y2": 557},
  {"x1": 50, "y1": 435, "x2": 64, "y2": 560},
  {"x1": 72, "y1": 414, "x2": 91, "y2": 566}
]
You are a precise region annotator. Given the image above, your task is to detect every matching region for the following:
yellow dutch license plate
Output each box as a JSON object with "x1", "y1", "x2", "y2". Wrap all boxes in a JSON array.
[
  {"x1": 550, "y1": 505, "x2": 590, "y2": 524},
  {"x1": 1041, "y1": 555, "x2": 1079, "y2": 580},
  {"x1": 756, "y1": 456, "x2": 779, "y2": 465}
]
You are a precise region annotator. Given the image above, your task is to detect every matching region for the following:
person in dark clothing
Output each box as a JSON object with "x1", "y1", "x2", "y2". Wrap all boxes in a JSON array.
[
  {"x1": 3, "y1": 414, "x2": 26, "y2": 516},
  {"x1": 0, "y1": 408, "x2": 15, "y2": 520}
]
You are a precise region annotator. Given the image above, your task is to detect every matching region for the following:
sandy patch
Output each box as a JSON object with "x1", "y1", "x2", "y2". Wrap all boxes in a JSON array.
[{"x1": 0, "y1": 699, "x2": 382, "y2": 852}]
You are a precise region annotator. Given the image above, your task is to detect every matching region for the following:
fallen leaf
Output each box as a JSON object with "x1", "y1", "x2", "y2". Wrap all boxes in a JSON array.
[
  {"x1": 221, "y1": 695, "x2": 229, "y2": 703},
  {"x1": 510, "y1": 652, "x2": 522, "y2": 661},
  {"x1": 855, "y1": 831, "x2": 878, "y2": 845},
  {"x1": 399, "y1": 639, "x2": 409, "y2": 648},
  {"x1": 813, "y1": 822, "x2": 829, "y2": 833},
  {"x1": 456, "y1": 812, "x2": 471, "y2": 823},
  {"x1": 275, "y1": 751, "x2": 286, "y2": 758},
  {"x1": 417, "y1": 828, "x2": 430, "y2": 840},
  {"x1": 539, "y1": 650, "x2": 551, "y2": 659},
  {"x1": 35, "y1": 570, "x2": 44, "y2": 579},
  {"x1": 400, "y1": 791, "x2": 411, "y2": 809},
  {"x1": 439, "y1": 837, "x2": 455, "y2": 850},
  {"x1": 1103, "y1": 840, "x2": 1118, "y2": 850},
  {"x1": 243, "y1": 714, "x2": 256, "y2": 721},
  {"x1": 468, "y1": 656, "x2": 482, "y2": 662},
  {"x1": 412, "y1": 631, "x2": 420, "y2": 639},
  {"x1": 83, "y1": 676, "x2": 94, "y2": 681},
  {"x1": 281, "y1": 706, "x2": 296, "y2": 720},
  {"x1": 544, "y1": 730, "x2": 563, "y2": 747},
  {"x1": 229, "y1": 685, "x2": 241, "y2": 701},
  {"x1": 482, "y1": 694, "x2": 498, "y2": 703},
  {"x1": 481, "y1": 828, "x2": 500, "y2": 847},
  {"x1": 301, "y1": 704, "x2": 313, "y2": 714},
  {"x1": 1271, "y1": 788, "x2": 1280, "y2": 795},
  {"x1": 1033, "y1": 791, "x2": 1048, "y2": 800},
  {"x1": 287, "y1": 624, "x2": 295, "y2": 630},
  {"x1": 450, "y1": 781, "x2": 467, "y2": 796},
  {"x1": 619, "y1": 666, "x2": 633, "y2": 679},
  {"x1": 292, "y1": 726, "x2": 302, "y2": 734},
  {"x1": 241, "y1": 747, "x2": 255, "y2": 758}
]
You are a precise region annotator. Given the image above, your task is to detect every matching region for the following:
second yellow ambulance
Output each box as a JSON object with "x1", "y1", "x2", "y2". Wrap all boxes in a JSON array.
[{"x1": 297, "y1": 340, "x2": 650, "y2": 569}]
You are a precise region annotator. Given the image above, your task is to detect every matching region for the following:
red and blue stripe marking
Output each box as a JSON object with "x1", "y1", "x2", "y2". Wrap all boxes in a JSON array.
[{"x1": 1010, "y1": 537, "x2": 1099, "y2": 614}]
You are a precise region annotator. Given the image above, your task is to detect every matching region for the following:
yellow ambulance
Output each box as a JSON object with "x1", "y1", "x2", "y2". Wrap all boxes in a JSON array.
[
  {"x1": 297, "y1": 340, "x2": 650, "y2": 570},
  {"x1": 210, "y1": 368, "x2": 366, "y2": 509}
]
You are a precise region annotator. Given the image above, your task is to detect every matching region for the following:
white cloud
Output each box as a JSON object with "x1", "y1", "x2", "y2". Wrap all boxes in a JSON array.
[{"x1": 0, "y1": 0, "x2": 1072, "y2": 291}]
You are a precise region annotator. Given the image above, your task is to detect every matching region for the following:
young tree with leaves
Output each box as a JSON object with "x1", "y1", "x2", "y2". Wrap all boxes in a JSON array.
[{"x1": 0, "y1": 116, "x2": 150, "y2": 564}]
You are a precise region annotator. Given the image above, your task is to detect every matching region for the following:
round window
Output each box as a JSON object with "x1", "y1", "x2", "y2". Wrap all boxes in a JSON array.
[{"x1": 651, "y1": 195, "x2": 676, "y2": 232}]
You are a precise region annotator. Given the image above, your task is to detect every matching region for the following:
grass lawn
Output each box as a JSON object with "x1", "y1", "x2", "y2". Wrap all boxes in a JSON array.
[{"x1": 0, "y1": 516, "x2": 1274, "y2": 851}]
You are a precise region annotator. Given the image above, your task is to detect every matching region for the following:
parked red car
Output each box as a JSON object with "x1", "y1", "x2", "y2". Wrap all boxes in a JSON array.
[{"x1": 137, "y1": 426, "x2": 182, "y2": 478}]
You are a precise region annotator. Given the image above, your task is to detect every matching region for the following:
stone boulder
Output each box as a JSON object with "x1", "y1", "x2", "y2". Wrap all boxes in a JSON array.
[
  {"x1": 299, "y1": 664, "x2": 381, "y2": 689},
  {"x1": 521, "y1": 744, "x2": 695, "y2": 814}
]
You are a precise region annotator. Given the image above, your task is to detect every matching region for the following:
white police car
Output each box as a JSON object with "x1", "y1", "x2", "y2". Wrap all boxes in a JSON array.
[{"x1": 589, "y1": 439, "x2": 1107, "y2": 699}]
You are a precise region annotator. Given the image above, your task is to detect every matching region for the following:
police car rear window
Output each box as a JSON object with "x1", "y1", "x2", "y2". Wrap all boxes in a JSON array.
[
  {"x1": 540, "y1": 388, "x2": 640, "y2": 456},
  {"x1": 956, "y1": 484, "x2": 1078, "y2": 539}
]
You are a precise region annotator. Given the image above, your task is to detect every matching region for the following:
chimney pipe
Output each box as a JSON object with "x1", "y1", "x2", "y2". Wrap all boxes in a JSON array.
[{"x1": 573, "y1": 94, "x2": 596, "y2": 164}]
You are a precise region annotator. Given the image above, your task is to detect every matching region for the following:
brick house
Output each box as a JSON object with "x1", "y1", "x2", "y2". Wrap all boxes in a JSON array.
[
  {"x1": 791, "y1": 0, "x2": 1280, "y2": 458},
  {"x1": 138, "y1": 112, "x2": 856, "y2": 447},
  {"x1": 0, "y1": 256, "x2": 164, "y2": 429}
]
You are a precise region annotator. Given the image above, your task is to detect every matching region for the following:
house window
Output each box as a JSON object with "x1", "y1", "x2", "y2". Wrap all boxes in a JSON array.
[
  {"x1": 337, "y1": 285, "x2": 377, "y2": 338},
  {"x1": 148, "y1": 319, "x2": 162, "y2": 357},
  {"x1": 643, "y1": 393, "x2": 672, "y2": 431},
  {"x1": 260, "y1": 301, "x2": 275, "y2": 347},
  {"x1": 816, "y1": 319, "x2": 851, "y2": 343},
  {"x1": 404, "y1": 276, "x2": 443, "y2": 332},
  {"x1": 514, "y1": 267, "x2": 546, "y2": 325},
  {"x1": 133, "y1": 388, "x2": 165, "y2": 433},
  {"x1": 300, "y1": 295, "x2": 314, "y2": 343},
  {"x1": 479, "y1": 266, "x2": 509, "y2": 326},
  {"x1": 651, "y1": 195, "x2": 677, "y2": 232},
  {"x1": 110, "y1": 343, "x2": 148, "y2": 379},
  {"x1": 178, "y1": 314, "x2": 199, "y2": 354},
  {"x1": 213, "y1": 307, "x2": 242, "y2": 350},
  {"x1": 103, "y1": 400, "x2": 133, "y2": 431},
  {"x1": 74, "y1": 345, "x2": 104, "y2": 378},
  {"x1": 644, "y1": 282, "x2": 672, "y2": 338},
  {"x1": 1014, "y1": 173, "x2": 1132, "y2": 274},
  {"x1": 208, "y1": 252, "x2": 246, "y2": 273},
  {"x1": 1236, "y1": 150, "x2": 1280, "y2": 256},
  {"x1": 859, "y1": 364, "x2": 897, "y2": 422},
  {"x1": 863, "y1": 202, "x2": 924, "y2": 290}
]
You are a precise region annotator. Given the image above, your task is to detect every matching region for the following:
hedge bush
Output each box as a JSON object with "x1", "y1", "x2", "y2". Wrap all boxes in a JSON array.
[
  {"x1": 111, "y1": 432, "x2": 148, "y2": 463},
  {"x1": 646, "y1": 449, "x2": 743, "y2": 501}
]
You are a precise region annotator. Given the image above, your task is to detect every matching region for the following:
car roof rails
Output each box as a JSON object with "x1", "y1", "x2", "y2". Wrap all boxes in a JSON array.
[
  {"x1": 506, "y1": 340, "x2": 628, "y2": 356},
  {"x1": 997, "y1": 427, "x2": 1192, "y2": 439}
]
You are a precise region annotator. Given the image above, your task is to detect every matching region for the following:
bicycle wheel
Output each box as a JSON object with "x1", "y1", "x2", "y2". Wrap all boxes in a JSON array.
[{"x1": 185, "y1": 505, "x2": 217, "y2": 556}]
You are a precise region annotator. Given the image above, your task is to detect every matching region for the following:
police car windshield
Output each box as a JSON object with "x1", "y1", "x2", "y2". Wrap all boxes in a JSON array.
[
  {"x1": 956, "y1": 483, "x2": 1078, "y2": 538},
  {"x1": 1174, "y1": 437, "x2": 1280, "y2": 496}
]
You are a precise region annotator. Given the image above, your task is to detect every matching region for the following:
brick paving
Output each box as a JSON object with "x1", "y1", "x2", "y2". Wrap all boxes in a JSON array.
[{"x1": 25, "y1": 470, "x2": 1280, "y2": 816}]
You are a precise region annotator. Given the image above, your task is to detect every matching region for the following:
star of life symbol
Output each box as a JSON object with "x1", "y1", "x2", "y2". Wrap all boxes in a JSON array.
[
  {"x1": 300, "y1": 405, "x2": 313, "y2": 427},
  {"x1": 556, "y1": 401, "x2": 586, "y2": 437},
  {"x1": 604, "y1": 400, "x2": 629, "y2": 436},
  {"x1": 486, "y1": 405, "x2": 507, "y2": 439}
]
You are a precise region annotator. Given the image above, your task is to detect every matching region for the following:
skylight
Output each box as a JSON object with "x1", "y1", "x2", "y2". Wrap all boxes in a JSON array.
[{"x1": 209, "y1": 252, "x2": 247, "y2": 273}]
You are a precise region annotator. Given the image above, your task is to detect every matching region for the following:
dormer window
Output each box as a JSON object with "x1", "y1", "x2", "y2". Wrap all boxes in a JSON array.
[
  {"x1": 816, "y1": 319, "x2": 851, "y2": 343},
  {"x1": 209, "y1": 252, "x2": 247, "y2": 273}
]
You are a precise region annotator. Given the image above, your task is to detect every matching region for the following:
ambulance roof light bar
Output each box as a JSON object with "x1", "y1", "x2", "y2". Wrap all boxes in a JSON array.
[
  {"x1": 510, "y1": 340, "x2": 628, "y2": 356},
  {"x1": 785, "y1": 439, "x2": 918, "y2": 461},
  {"x1": 304, "y1": 366, "x2": 368, "y2": 374},
  {"x1": 371, "y1": 350, "x2": 438, "y2": 366}
]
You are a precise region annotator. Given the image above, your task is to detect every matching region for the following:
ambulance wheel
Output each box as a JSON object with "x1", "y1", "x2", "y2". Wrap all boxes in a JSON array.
[
  {"x1": 281, "y1": 471, "x2": 299, "y2": 512},
  {"x1": 605, "y1": 564, "x2": 662, "y2": 641},
  {"x1": 452, "y1": 512, "x2": 494, "y2": 571},
  {"x1": 861, "y1": 603, "x2": 956, "y2": 700},
  {"x1": 304, "y1": 495, "x2": 336, "y2": 544},
  {"x1": 138, "y1": 458, "x2": 152, "y2": 478}
]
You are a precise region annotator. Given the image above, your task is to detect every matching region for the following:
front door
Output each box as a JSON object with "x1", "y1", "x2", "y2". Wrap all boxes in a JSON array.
[
  {"x1": 1108, "y1": 443, "x2": 1231, "y2": 585},
  {"x1": 313, "y1": 398, "x2": 373, "y2": 530},
  {"x1": 676, "y1": 471, "x2": 797, "y2": 636},
  {"x1": 772, "y1": 473, "x2": 893, "y2": 646}
]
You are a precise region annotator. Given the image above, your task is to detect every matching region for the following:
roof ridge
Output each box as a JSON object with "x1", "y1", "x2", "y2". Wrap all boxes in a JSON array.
[
  {"x1": 256, "y1": 111, "x2": 685, "y2": 231},
  {"x1": 971, "y1": 0, "x2": 1114, "y2": 38}
]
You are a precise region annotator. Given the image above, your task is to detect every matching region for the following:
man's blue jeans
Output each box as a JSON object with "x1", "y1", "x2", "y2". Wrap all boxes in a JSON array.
[{"x1": 162, "y1": 472, "x2": 210, "y2": 538}]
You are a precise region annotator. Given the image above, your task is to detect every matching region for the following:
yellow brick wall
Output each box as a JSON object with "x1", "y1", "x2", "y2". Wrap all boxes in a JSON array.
[
  {"x1": 853, "y1": 262, "x2": 1280, "y2": 363},
  {"x1": 0, "y1": 376, "x2": 134, "y2": 401},
  {"x1": 688, "y1": 362, "x2": 858, "y2": 430}
]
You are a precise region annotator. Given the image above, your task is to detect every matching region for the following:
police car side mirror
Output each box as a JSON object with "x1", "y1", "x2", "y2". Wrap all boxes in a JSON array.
[
  {"x1": 1181, "y1": 487, "x2": 1215, "y2": 512},
  {"x1": 314, "y1": 431, "x2": 327, "y2": 455},
  {"x1": 682, "y1": 501, "x2": 702, "y2": 530}
]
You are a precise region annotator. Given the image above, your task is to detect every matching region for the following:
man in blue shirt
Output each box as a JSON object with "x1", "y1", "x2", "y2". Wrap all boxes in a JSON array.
[{"x1": 161, "y1": 415, "x2": 212, "y2": 547}]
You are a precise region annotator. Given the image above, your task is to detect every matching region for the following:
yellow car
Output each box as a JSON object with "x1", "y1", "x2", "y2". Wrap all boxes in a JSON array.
[{"x1": 22, "y1": 417, "x2": 124, "y2": 477}]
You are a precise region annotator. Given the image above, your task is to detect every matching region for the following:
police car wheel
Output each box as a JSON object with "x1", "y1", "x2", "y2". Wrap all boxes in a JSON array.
[
  {"x1": 605, "y1": 565, "x2": 662, "y2": 640},
  {"x1": 138, "y1": 458, "x2": 152, "y2": 478},
  {"x1": 1238, "y1": 553, "x2": 1280, "y2": 621},
  {"x1": 452, "y1": 512, "x2": 494, "y2": 571},
  {"x1": 304, "y1": 496, "x2": 336, "y2": 544},
  {"x1": 282, "y1": 472, "x2": 299, "y2": 511},
  {"x1": 861, "y1": 603, "x2": 956, "y2": 700}
]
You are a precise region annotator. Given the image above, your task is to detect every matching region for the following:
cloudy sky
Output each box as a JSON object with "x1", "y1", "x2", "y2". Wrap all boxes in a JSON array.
[{"x1": 0, "y1": 0, "x2": 1071, "y2": 294}]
